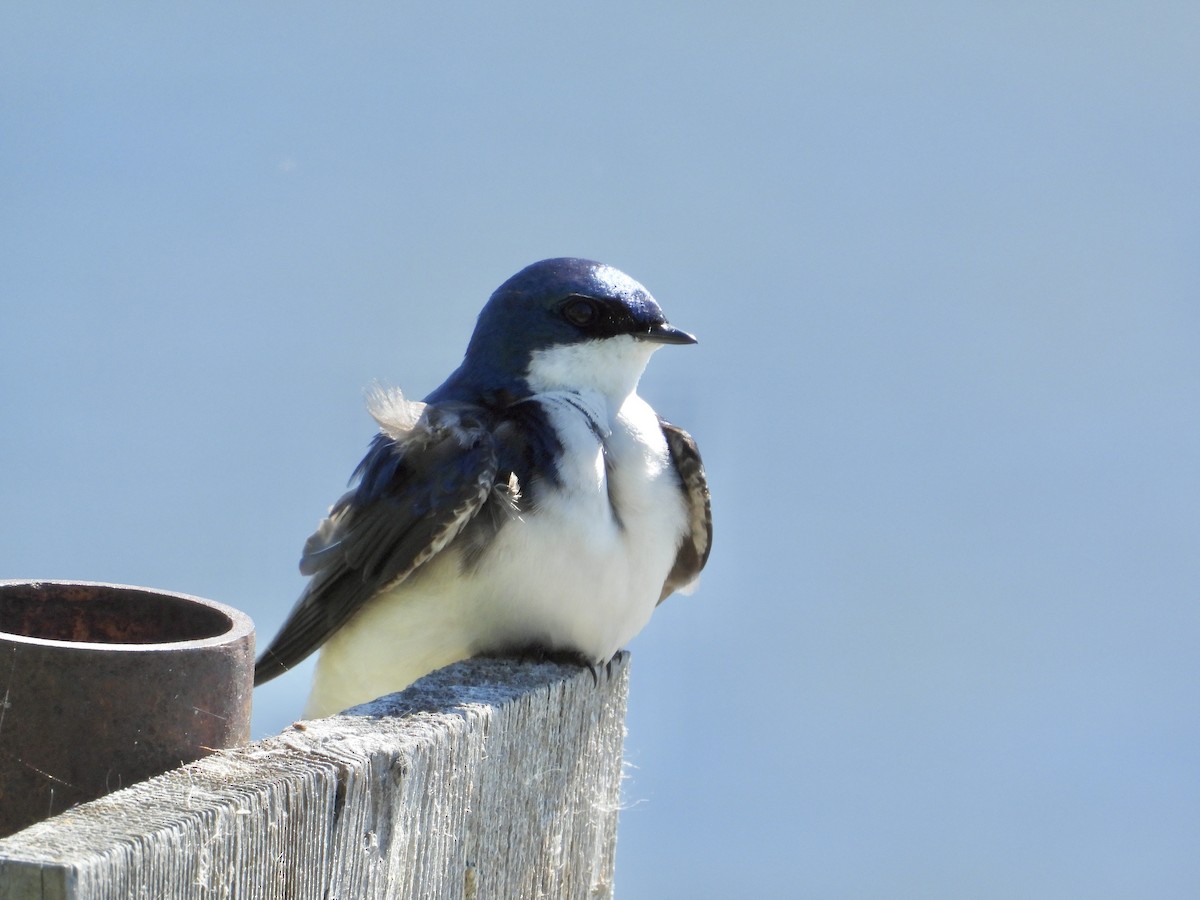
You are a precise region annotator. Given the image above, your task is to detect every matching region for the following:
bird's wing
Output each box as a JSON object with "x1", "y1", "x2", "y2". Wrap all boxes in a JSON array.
[
  {"x1": 658, "y1": 419, "x2": 713, "y2": 603},
  {"x1": 254, "y1": 404, "x2": 498, "y2": 685}
]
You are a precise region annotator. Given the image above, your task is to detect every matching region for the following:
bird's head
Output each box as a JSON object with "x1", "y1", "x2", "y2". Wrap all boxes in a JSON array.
[{"x1": 448, "y1": 258, "x2": 695, "y2": 404}]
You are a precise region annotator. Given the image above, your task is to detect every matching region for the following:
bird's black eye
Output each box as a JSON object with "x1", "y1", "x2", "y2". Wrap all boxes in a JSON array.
[{"x1": 560, "y1": 295, "x2": 599, "y2": 328}]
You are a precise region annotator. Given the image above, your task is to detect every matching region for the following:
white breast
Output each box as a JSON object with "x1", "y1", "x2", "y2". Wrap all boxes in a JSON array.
[{"x1": 467, "y1": 388, "x2": 687, "y2": 658}]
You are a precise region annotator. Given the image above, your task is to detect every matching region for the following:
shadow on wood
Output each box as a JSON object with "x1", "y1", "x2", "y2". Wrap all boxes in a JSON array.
[{"x1": 0, "y1": 654, "x2": 630, "y2": 900}]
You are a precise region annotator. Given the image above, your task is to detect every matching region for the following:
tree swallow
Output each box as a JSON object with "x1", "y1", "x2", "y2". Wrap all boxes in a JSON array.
[{"x1": 254, "y1": 258, "x2": 712, "y2": 717}]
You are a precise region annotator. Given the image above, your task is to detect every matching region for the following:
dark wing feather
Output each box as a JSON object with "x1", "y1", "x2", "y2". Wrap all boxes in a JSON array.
[
  {"x1": 658, "y1": 419, "x2": 712, "y2": 603},
  {"x1": 254, "y1": 406, "x2": 498, "y2": 685}
]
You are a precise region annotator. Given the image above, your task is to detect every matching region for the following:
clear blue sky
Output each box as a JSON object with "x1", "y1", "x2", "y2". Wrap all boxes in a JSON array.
[{"x1": 4, "y1": 4, "x2": 1198, "y2": 895}]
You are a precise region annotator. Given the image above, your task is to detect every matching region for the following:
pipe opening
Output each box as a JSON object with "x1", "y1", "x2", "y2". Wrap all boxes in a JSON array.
[{"x1": 0, "y1": 582, "x2": 233, "y2": 645}]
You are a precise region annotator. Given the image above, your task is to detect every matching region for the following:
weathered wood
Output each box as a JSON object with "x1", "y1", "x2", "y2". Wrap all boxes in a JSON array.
[{"x1": 0, "y1": 654, "x2": 629, "y2": 899}]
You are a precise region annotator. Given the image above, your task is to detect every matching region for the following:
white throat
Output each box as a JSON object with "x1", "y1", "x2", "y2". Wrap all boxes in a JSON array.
[{"x1": 525, "y1": 336, "x2": 659, "y2": 404}]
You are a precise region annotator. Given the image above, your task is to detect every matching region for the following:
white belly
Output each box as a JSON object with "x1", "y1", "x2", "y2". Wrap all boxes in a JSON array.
[{"x1": 304, "y1": 389, "x2": 687, "y2": 717}]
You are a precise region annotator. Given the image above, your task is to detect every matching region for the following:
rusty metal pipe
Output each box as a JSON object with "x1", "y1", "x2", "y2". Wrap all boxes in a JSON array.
[{"x1": 0, "y1": 580, "x2": 254, "y2": 837}]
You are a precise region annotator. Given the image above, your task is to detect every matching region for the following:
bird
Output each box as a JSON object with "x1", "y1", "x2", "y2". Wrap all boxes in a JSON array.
[{"x1": 254, "y1": 257, "x2": 712, "y2": 717}]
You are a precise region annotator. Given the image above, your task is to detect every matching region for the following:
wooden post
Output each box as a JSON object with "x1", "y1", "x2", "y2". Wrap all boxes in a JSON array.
[{"x1": 0, "y1": 654, "x2": 630, "y2": 899}]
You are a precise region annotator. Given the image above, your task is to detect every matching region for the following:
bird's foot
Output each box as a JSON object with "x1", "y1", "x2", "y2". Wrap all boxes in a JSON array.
[{"x1": 478, "y1": 645, "x2": 602, "y2": 683}]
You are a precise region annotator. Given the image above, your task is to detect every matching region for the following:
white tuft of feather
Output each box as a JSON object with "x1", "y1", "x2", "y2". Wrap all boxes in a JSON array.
[{"x1": 366, "y1": 384, "x2": 427, "y2": 440}]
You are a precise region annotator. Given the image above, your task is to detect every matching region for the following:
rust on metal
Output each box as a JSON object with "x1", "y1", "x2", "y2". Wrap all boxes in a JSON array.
[{"x1": 0, "y1": 581, "x2": 255, "y2": 838}]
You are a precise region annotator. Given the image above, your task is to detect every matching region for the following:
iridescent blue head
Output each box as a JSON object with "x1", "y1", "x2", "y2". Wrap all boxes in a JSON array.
[{"x1": 433, "y1": 258, "x2": 695, "y2": 403}]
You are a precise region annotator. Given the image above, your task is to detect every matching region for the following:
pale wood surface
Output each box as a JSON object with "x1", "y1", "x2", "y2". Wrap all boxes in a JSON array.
[{"x1": 0, "y1": 654, "x2": 629, "y2": 900}]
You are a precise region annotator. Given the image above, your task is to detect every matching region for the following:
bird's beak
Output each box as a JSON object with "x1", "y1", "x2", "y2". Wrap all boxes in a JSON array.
[{"x1": 639, "y1": 322, "x2": 698, "y2": 345}]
